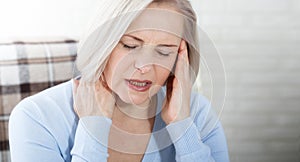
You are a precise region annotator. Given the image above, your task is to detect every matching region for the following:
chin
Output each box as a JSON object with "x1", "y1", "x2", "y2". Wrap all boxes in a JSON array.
[{"x1": 121, "y1": 92, "x2": 150, "y2": 105}]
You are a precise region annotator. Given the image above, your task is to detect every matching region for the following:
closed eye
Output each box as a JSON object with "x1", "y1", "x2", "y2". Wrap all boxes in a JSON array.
[
  {"x1": 156, "y1": 49, "x2": 174, "y2": 57},
  {"x1": 158, "y1": 51, "x2": 171, "y2": 56},
  {"x1": 120, "y1": 41, "x2": 138, "y2": 49},
  {"x1": 124, "y1": 44, "x2": 137, "y2": 49}
]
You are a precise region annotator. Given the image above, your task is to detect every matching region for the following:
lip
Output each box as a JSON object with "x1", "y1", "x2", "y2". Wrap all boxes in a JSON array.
[{"x1": 125, "y1": 79, "x2": 152, "y2": 92}]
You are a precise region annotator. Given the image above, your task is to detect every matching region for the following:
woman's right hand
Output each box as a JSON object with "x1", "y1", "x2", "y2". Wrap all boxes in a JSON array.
[{"x1": 73, "y1": 77, "x2": 116, "y2": 118}]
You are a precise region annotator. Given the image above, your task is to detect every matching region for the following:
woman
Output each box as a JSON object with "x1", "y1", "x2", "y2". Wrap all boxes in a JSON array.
[{"x1": 9, "y1": 0, "x2": 229, "y2": 161}]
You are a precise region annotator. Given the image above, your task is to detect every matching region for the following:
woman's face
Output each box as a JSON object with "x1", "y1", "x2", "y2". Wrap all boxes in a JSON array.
[
  {"x1": 103, "y1": 30, "x2": 181, "y2": 105},
  {"x1": 103, "y1": 3, "x2": 184, "y2": 106}
]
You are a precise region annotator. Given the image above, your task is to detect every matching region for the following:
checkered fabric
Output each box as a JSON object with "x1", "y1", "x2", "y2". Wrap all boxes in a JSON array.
[{"x1": 0, "y1": 40, "x2": 77, "y2": 162}]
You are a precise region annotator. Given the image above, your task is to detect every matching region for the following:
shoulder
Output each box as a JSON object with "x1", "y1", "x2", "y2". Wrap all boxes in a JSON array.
[
  {"x1": 190, "y1": 91, "x2": 211, "y2": 112},
  {"x1": 10, "y1": 79, "x2": 77, "y2": 136},
  {"x1": 190, "y1": 91, "x2": 213, "y2": 118},
  {"x1": 9, "y1": 80, "x2": 77, "y2": 161}
]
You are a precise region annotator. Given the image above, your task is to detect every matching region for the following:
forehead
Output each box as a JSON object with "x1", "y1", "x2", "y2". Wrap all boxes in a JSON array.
[
  {"x1": 126, "y1": 8, "x2": 185, "y2": 39},
  {"x1": 124, "y1": 30, "x2": 181, "y2": 44}
]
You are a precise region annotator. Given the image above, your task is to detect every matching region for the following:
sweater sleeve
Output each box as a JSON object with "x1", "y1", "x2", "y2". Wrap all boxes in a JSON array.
[
  {"x1": 9, "y1": 100, "x2": 112, "y2": 162},
  {"x1": 166, "y1": 118, "x2": 229, "y2": 162},
  {"x1": 165, "y1": 95, "x2": 230, "y2": 162}
]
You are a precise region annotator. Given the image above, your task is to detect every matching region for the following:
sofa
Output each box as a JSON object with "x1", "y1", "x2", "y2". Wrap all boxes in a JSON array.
[{"x1": 0, "y1": 40, "x2": 78, "y2": 162}]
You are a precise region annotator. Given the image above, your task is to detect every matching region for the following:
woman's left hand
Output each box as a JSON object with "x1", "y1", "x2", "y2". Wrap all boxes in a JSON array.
[{"x1": 161, "y1": 40, "x2": 192, "y2": 125}]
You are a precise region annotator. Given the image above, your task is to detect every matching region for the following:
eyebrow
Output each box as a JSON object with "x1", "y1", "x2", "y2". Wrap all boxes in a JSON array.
[
  {"x1": 123, "y1": 34, "x2": 178, "y2": 48},
  {"x1": 157, "y1": 44, "x2": 178, "y2": 48},
  {"x1": 123, "y1": 34, "x2": 144, "y2": 42}
]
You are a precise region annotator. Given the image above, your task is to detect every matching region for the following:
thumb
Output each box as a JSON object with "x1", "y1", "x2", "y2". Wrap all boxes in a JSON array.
[{"x1": 73, "y1": 78, "x2": 80, "y2": 95}]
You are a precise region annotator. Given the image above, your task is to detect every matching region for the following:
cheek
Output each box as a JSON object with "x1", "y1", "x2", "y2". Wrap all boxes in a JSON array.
[
  {"x1": 104, "y1": 50, "x2": 138, "y2": 94},
  {"x1": 154, "y1": 66, "x2": 171, "y2": 85}
]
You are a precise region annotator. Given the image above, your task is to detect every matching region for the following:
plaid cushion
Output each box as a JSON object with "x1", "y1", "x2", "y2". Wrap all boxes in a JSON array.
[{"x1": 0, "y1": 40, "x2": 77, "y2": 162}]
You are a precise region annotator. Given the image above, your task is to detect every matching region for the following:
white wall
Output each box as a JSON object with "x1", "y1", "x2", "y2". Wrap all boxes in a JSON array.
[
  {"x1": 194, "y1": 0, "x2": 300, "y2": 162},
  {"x1": 1, "y1": 0, "x2": 299, "y2": 162},
  {"x1": 0, "y1": 0, "x2": 100, "y2": 41},
  {"x1": 0, "y1": 0, "x2": 204, "y2": 41}
]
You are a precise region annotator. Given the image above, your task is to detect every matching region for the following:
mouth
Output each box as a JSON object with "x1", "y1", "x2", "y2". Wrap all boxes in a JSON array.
[{"x1": 126, "y1": 79, "x2": 152, "y2": 92}]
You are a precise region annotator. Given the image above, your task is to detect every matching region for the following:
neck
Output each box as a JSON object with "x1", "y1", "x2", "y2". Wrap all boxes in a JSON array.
[
  {"x1": 112, "y1": 96, "x2": 156, "y2": 134},
  {"x1": 115, "y1": 95, "x2": 157, "y2": 120}
]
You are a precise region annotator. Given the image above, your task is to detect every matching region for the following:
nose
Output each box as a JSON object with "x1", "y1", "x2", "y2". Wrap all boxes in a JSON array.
[
  {"x1": 136, "y1": 65, "x2": 151, "y2": 74},
  {"x1": 134, "y1": 57, "x2": 152, "y2": 74},
  {"x1": 133, "y1": 47, "x2": 153, "y2": 74}
]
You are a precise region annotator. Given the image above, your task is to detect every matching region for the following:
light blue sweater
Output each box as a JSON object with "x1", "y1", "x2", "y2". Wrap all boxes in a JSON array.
[{"x1": 9, "y1": 80, "x2": 229, "y2": 162}]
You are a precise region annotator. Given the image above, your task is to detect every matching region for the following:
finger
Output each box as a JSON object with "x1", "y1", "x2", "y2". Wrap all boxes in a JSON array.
[
  {"x1": 174, "y1": 40, "x2": 192, "y2": 88},
  {"x1": 174, "y1": 49, "x2": 186, "y2": 79},
  {"x1": 95, "y1": 76, "x2": 116, "y2": 104},
  {"x1": 73, "y1": 78, "x2": 79, "y2": 93},
  {"x1": 179, "y1": 40, "x2": 189, "y2": 63},
  {"x1": 178, "y1": 39, "x2": 187, "y2": 53},
  {"x1": 99, "y1": 74, "x2": 113, "y2": 93}
]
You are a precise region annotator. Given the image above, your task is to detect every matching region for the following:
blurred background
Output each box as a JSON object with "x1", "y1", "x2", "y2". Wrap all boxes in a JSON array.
[
  {"x1": 194, "y1": 0, "x2": 300, "y2": 162},
  {"x1": 0, "y1": 0, "x2": 299, "y2": 161}
]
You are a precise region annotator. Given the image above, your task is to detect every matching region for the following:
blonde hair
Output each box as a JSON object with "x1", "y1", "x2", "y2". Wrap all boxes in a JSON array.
[{"x1": 76, "y1": 0, "x2": 200, "y2": 86}]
